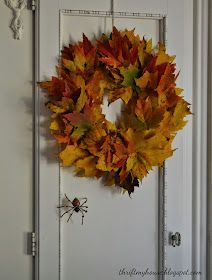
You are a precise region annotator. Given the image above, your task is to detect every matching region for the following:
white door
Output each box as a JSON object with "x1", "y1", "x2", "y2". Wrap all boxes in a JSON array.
[{"x1": 35, "y1": 1, "x2": 193, "y2": 279}]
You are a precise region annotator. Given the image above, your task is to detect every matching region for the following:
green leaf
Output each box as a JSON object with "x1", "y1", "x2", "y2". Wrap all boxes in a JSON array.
[{"x1": 120, "y1": 65, "x2": 140, "y2": 88}]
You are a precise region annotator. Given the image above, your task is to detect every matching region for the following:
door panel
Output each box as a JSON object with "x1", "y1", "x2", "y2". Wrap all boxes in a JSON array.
[
  {"x1": 36, "y1": 1, "x2": 193, "y2": 279},
  {"x1": 60, "y1": 12, "x2": 160, "y2": 280}
]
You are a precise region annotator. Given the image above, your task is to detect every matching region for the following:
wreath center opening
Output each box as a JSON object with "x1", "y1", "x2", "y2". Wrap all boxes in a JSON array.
[{"x1": 101, "y1": 91, "x2": 123, "y2": 124}]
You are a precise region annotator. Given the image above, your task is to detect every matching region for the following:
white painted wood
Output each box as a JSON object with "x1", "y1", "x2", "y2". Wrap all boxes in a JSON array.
[
  {"x1": 114, "y1": 0, "x2": 167, "y2": 14},
  {"x1": 192, "y1": 0, "x2": 208, "y2": 279},
  {"x1": 208, "y1": 1, "x2": 212, "y2": 278},
  {"x1": 165, "y1": 1, "x2": 193, "y2": 278},
  {"x1": 60, "y1": 14, "x2": 160, "y2": 280},
  {"x1": 36, "y1": 2, "x2": 111, "y2": 280},
  {"x1": 0, "y1": 2, "x2": 33, "y2": 280},
  {"x1": 37, "y1": 1, "x2": 61, "y2": 279},
  {"x1": 36, "y1": 0, "x2": 197, "y2": 279}
]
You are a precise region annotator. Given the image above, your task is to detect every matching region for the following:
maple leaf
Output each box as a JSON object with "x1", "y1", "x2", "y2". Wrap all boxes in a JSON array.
[
  {"x1": 147, "y1": 107, "x2": 166, "y2": 128},
  {"x1": 122, "y1": 29, "x2": 140, "y2": 45},
  {"x1": 86, "y1": 70, "x2": 109, "y2": 104},
  {"x1": 64, "y1": 110, "x2": 92, "y2": 141},
  {"x1": 96, "y1": 135, "x2": 114, "y2": 171},
  {"x1": 98, "y1": 27, "x2": 138, "y2": 68},
  {"x1": 72, "y1": 75, "x2": 87, "y2": 112},
  {"x1": 39, "y1": 77, "x2": 65, "y2": 100},
  {"x1": 135, "y1": 70, "x2": 158, "y2": 90},
  {"x1": 47, "y1": 102, "x2": 67, "y2": 114},
  {"x1": 135, "y1": 96, "x2": 152, "y2": 123},
  {"x1": 71, "y1": 126, "x2": 89, "y2": 141},
  {"x1": 75, "y1": 156, "x2": 98, "y2": 177},
  {"x1": 49, "y1": 119, "x2": 60, "y2": 130},
  {"x1": 155, "y1": 43, "x2": 176, "y2": 66},
  {"x1": 138, "y1": 39, "x2": 153, "y2": 67},
  {"x1": 120, "y1": 64, "x2": 140, "y2": 88},
  {"x1": 160, "y1": 102, "x2": 189, "y2": 135},
  {"x1": 53, "y1": 134, "x2": 70, "y2": 144},
  {"x1": 156, "y1": 63, "x2": 176, "y2": 96},
  {"x1": 61, "y1": 43, "x2": 74, "y2": 60},
  {"x1": 108, "y1": 86, "x2": 133, "y2": 104},
  {"x1": 61, "y1": 34, "x2": 97, "y2": 74},
  {"x1": 73, "y1": 36, "x2": 97, "y2": 72},
  {"x1": 115, "y1": 171, "x2": 139, "y2": 195},
  {"x1": 60, "y1": 145, "x2": 87, "y2": 166},
  {"x1": 126, "y1": 154, "x2": 148, "y2": 180},
  {"x1": 83, "y1": 125, "x2": 107, "y2": 156},
  {"x1": 97, "y1": 40, "x2": 121, "y2": 68},
  {"x1": 62, "y1": 58, "x2": 76, "y2": 72},
  {"x1": 64, "y1": 111, "x2": 90, "y2": 125},
  {"x1": 169, "y1": 99, "x2": 191, "y2": 132},
  {"x1": 137, "y1": 132, "x2": 173, "y2": 169}
]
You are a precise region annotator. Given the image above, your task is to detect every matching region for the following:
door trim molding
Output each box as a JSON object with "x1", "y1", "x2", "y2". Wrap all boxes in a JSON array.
[
  {"x1": 207, "y1": 0, "x2": 212, "y2": 278},
  {"x1": 192, "y1": 0, "x2": 208, "y2": 279}
]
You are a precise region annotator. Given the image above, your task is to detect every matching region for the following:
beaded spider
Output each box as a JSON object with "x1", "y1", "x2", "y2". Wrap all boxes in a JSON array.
[{"x1": 58, "y1": 194, "x2": 88, "y2": 225}]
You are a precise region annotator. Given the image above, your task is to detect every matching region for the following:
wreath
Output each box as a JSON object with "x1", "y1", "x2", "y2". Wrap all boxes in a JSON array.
[{"x1": 39, "y1": 27, "x2": 190, "y2": 195}]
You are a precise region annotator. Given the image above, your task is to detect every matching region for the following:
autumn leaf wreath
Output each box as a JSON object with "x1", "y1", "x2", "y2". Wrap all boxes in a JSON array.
[{"x1": 39, "y1": 27, "x2": 191, "y2": 195}]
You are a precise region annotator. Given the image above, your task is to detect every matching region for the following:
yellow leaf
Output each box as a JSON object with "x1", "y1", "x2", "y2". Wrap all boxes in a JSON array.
[
  {"x1": 71, "y1": 125, "x2": 89, "y2": 141},
  {"x1": 74, "y1": 46, "x2": 86, "y2": 71},
  {"x1": 60, "y1": 145, "x2": 87, "y2": 166},
  {"x1": 146, "y1": 39, "x2": 152, "y2": 54},
  {"x1": 175, "y1": 88, "x2": 184, "y2": 95},
  {"x1": 125, "y1": 153, "x2": 148, "y2": 180},
  {"x1": 74, "y1": 76, "x2": 87, "y2": 112},
  {"x1": 108, "y1": 87, "x2": 133, "y2": 104},
  {"x1": 156, "y1": 52, "x2": 176, "y2": 66},
  {"x1": 136, "y1": 71, "x2": 158, "y2": 90},
  {"x1": 47, "y1": 103, "x2": 66, "y2": 114},
  {"x1": 86, "y1": 70, "x2": 108, "y2": 104},
  {"x1": 122, "y1": 29, "x2": 140, "y2": 44},
  {"x1": 49, "y1": 120, "x2": 60, "y2": 130},
  {"x1": 138, "y1": 133, "x2": 173, "y2": 168},
  {"x1": 76, "y1": 90, "x2": 87, "y2": 112},
  {"x1": 156, "y1": 64, "x2": 176, "y2": 96},
  {"x1": 170, "y1": 100, "x2": 191, "y2": 132},
  {"x1": 131, "y1": 158, "x2": 148, "y2": 180},
  {"x1": 96, "y1": 154, "x2": 111, "y2": 171},
  {"x1": 38, "y1": 81, "x2": 51, "y2": 91},
  {"x1": 75, "y1": 156, "x2": 98, "y2": 177},
  {"x1": 136, "y1": 71, "x2": 149, "y2": 89},
  {"x1": 126, "y1": 155, "x2": 136, "y2": 171},
  {"x1": 106, "y1": 121, "x2": 117, "y2": 132},
  {"x1": 59, "y1": 97, "x2": 74, "y2": 111},
  {"x1": 62, "y1": 59, "x2": 76, "y2": 72}
]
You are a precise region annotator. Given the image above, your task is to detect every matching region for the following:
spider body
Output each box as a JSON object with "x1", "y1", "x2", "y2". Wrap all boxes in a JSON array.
[
  {"x1": 72, "y1": 198, "x2": 80, "y2": 207},
  {"x1": 57, "y1": 194, "x2": 88, "y2": 224}
]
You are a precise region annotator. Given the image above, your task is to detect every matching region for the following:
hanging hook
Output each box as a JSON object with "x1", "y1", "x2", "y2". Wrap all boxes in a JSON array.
[{"x1": 111, "y1": 0, "x2": 114, "y2": 28}]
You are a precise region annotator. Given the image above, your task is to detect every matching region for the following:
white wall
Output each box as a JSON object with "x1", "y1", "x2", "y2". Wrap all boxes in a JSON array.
[{"x1": 0, "y1": 3, "x2": 33, "y2": 280}]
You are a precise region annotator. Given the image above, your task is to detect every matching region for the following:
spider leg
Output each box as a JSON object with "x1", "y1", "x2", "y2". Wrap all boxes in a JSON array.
[
  {"x1": 79, "y1": 209, "x2": 85, "y2": 225},
  {"x1": 81, "y1": 205, "x2": 88, "y2": 209},
  {"x1": 79, "y1": 197, "x2": 87, "y2": 207},
  {"x1": 79, "y1": 207, "x2": 88, "y2": 213},
  {"x1": 67, "y1": 208, "x2": 75, "y2": 223},
  {"x1": 60, "y1": 207, "x2": 73, "y2": 218},
  {"x1": 64, "y1": 193, "x2": 72, "y2": 203},
  {"x1": 57, "y1": 205, "x2": 72, "y2": 209}
]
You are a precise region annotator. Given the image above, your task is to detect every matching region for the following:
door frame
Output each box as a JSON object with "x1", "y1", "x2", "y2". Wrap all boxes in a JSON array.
[
  {"x1": 192, "y1": 0, "x2": 208, "y2": 279},
  {"x1": 32, "y1": 0, "x2": 209, "y2": 279}
]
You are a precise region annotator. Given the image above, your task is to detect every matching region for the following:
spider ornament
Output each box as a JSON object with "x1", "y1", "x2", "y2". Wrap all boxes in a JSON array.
[{"x1": 58, "y1": 194, "x2": 88, "y2": 225}]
